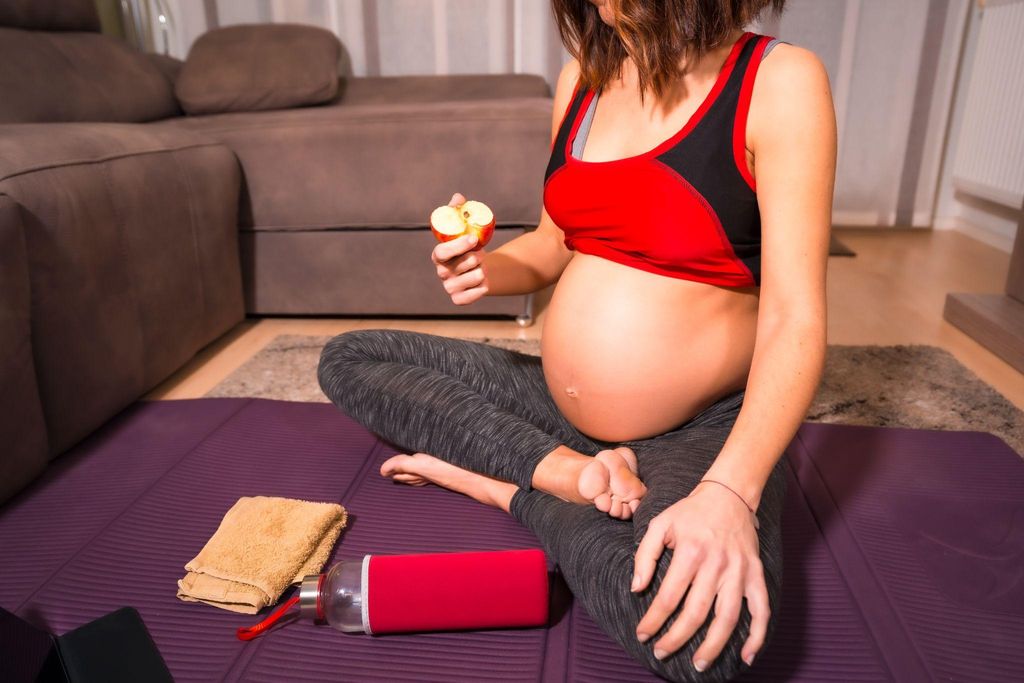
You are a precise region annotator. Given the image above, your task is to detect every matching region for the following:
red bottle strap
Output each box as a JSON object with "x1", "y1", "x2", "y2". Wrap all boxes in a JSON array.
[{"x1": 236, "y1": 595, "x2": 300, "y2": 641}]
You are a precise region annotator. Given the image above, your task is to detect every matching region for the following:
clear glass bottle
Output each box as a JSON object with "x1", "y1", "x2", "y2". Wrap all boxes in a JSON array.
[{"x1": 299, "y1": 556, "x2": 367, "y2": 633}]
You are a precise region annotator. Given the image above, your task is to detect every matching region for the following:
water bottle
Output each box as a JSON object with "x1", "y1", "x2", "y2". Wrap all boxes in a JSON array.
[{"x1": 299, "y1": 548, "x2": 549, "y2": 635}]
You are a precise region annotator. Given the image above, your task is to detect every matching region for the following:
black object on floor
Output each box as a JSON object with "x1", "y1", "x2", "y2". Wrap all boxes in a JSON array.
[
  {"x1": 0, "y1": 606, "x2": 172, "y2": 683},
  {"x1": 829, "y1": 234, "x2": 856, "y2": 256}
]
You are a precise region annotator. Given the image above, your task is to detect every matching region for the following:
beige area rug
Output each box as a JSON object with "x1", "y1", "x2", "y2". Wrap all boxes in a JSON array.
[{"x1": 207, "y1": 335, "x2": 1022, "y2": 456}]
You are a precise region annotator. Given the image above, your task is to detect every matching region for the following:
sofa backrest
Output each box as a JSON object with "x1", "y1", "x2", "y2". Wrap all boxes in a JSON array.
[
  {"x1": 0, "y1": 0, "x2": 100, "y2": 32},
  {"x1": 0, "y1": 0, "x2": 179, "y2": 123}
]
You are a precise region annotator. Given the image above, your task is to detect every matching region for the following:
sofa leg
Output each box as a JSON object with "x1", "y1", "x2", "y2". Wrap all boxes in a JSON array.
[{"x1": 516, "y1": 293, "x2": 535, "y2": 328}]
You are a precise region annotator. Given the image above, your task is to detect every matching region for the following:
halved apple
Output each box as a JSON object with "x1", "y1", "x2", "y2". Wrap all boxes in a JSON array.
[{"x1": 430, "y1": 199, "x2": 495, "y2": 251}]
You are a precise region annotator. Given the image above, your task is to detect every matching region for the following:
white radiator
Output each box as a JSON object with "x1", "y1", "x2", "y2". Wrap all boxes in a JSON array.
[{"x1": 951, "y1": 0, "x2": 1024, "y2": 209}]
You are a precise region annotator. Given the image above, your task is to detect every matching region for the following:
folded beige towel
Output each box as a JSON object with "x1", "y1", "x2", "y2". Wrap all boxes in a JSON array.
[{"x1": 177, "y1": 495, "x2": 347, "y2": 614}]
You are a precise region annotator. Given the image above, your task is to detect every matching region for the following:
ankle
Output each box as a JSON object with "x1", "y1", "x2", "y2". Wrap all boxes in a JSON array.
[
  {"x1": 489, "y1": 484, "x2": 517, "y2": 514},
  {"x1": 531, "y1": 446, "x2": 590, "y2": 503}
]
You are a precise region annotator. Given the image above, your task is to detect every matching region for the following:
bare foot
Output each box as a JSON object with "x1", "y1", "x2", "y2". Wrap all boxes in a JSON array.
[
  {"x1": 577, "y1": 447, "x2": 647, "y2": 520},
  {"x1": 380, "y1": 452, "x2": 517, "y2": 512}
]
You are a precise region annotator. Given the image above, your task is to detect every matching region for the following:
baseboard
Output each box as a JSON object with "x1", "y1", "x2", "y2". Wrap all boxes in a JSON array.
[
  {"x1": 830, "y1": 210, "x2": 933, "y2": 227},
  {"x1": 933, "y1": 215, "x2": 1015, "y2": 253}
]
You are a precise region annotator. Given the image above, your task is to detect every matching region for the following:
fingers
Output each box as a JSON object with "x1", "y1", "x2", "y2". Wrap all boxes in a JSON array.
[
  {"x1": 450, "y1": 283, "x2": 488, "y2": 306},
  {"x1": 442, "y1": 268, "x2": 487, "y2": 299},
  {"x1": 740, "y1": 557, "x2": 769, "y2": 666},
  {"x1": 631, "y1": 519, "x2": 667, "y2": 594},
  {"x1": 434, "y1": 235, "x2": 487, "y2": 305},
  {"x1": 432, "y1": 193, "x2": 487, "y2": 307},
  {"x1": 689, "y1": 567, "x2": 744, "y2": 670},
  {"x1": 628, "y1": 494, "x2": 769, "y2": 671},
  {"x1": 635, "y1": 542, "x2": 701, "y2": 641},
  {"x1": 431, "y1": 233, "x2": 478, "y2": 266},
  {"x1": 651, "y1": 553, "x2": 722, "y2": 660},
  {"x1": 435, "y1": 250, "x2": 482, "y2": 279}
]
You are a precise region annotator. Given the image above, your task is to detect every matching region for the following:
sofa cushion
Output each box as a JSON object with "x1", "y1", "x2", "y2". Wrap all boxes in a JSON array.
[
  {"x1": 176, "y1": 24, "x2": 341, "y2": 115},
  {"x1": 156, "y1": 93, "x2": 553, "y2": 231},
  {"x1": 337, "y1": 73, "x2": 551, "y2": 106},
  {"x1": 0, "y1": 28, "x2": 179, "y2": 123},
  {"x1": 0, "y1": 0, "x2": 100, "y2": 32},
  {"x1": 0, "y1": 197, "x2": 49, "y2": 505},
  {"x1": 146, "y1": 52, "x2": 186, "y2": 88},
  {"x1": 0, "y1": 123, "x2": 245, "y2": 455},
  {"x1": 239, "y1": 228, "x2": 530, "y2": 316}
]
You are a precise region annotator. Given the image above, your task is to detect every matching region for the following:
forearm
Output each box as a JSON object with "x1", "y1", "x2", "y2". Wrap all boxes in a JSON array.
[
  {"x1": 481, "y1": 229, "x2": 563, "y2": 296},
  {"x1": 701, "y1": 314, "x2": 827, "y2": 511}
]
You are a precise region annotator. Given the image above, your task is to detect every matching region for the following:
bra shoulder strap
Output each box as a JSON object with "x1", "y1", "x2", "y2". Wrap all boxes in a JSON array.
[{"x1": 545, "y1": 75, "x2": 590, "y2": 184}]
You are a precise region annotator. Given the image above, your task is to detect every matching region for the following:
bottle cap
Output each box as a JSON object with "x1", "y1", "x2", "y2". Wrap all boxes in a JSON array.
[{"x1": 299, "y1": 574, "x2": 324, "y2": 621}]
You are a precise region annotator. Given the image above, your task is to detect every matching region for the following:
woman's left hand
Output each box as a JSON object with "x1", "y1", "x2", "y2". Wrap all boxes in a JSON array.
[{"x1": 631, "y1": 481, "x2": 767, "y2": 671}]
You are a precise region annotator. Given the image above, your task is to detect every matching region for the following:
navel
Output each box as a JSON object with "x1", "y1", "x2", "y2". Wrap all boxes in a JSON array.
[{"x1": 565, "y1": 386, "x2": 579, "y2": 398}]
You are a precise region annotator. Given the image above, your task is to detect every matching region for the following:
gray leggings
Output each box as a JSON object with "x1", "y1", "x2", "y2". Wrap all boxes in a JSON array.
[{"x1": 318, "y1": 329, "x2": 786, "y2": 682}]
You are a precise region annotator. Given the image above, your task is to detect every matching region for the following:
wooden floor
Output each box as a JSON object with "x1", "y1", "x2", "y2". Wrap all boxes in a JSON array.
[{"x1": 148, "y1": 227, "x2": 1024, "y2": 409}]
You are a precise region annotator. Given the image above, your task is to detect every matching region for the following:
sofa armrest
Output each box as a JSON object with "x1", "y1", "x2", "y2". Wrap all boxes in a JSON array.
[
  {"x1": 0, "y1": 123, "x2": 245, "y2": 455},
  {"x1": 0, "y1": 195, "x2": 49, "y2": 504}
]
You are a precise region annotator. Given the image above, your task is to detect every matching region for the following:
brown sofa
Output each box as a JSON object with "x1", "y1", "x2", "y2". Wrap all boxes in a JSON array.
[
  {"x1": 158, "y1": 77, "x2": 551, "y2": 318},
  {"x1": 0, "y1": 0, "x2": 554, "y2": 503}
]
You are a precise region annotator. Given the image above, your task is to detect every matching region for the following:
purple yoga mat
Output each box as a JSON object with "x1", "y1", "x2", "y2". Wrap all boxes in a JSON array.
[{"x1": 0, "y1": 398, "x2": 1020, "y2": 681}]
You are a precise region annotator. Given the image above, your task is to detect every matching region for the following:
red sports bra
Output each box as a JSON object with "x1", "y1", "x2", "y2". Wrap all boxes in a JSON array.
[{"x1": 543, "y1": 31, "x2": 781, "y2": 288}]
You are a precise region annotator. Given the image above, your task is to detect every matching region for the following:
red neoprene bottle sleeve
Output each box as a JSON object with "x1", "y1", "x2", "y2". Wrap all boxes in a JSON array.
[{"x1": 365, "y1": 548, "x2": 549, "y2": 635}]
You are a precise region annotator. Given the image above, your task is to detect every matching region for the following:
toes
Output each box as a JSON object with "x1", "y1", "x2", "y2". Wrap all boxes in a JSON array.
[
  {"x1": 381, "y1": 453, "x2": 444, "y2": 483},
  {"x1": 608, "y1": 496, "x2": 624, "y2": 519},
  {"x1": 581, "y1": 450, "x2": 648, "y2": 519},
  {"x1": 380, "y1": 453, "x2": 413, "y2": 477},
  {"x1": 392, "y1": 473, "x2": 428, "y2": 486},
  {"x1": 595, "y1": 449, "x2": 646, "y2": 501},
  {"x1": 599, "y1": 490, "x2": 637, "y2": 520}
]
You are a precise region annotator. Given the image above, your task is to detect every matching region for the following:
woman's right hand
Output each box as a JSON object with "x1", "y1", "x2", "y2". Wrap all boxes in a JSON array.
[{"x1": 432, "y1": 192, "x2": 490, "y2": 306}]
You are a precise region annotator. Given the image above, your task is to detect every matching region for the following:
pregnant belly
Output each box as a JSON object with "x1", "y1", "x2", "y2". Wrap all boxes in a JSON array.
[{"x1": 541, "y1": 252, "x2": 760, "y2": 442}]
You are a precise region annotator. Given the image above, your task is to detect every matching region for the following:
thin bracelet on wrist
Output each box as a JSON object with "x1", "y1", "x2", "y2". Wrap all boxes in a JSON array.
[{"x1": 697, "y1": 479, "x2": 760, "y2": 530}]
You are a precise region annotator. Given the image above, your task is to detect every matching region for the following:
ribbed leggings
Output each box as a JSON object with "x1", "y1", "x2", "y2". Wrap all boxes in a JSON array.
[{"x1": 317, "y1": 329, "x2": 786, "y2": 682}]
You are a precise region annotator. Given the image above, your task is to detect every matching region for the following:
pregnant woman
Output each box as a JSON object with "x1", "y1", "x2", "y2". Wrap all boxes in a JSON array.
[{"x1": 319, "y1": 0, "x2": 835, "y2": 680}]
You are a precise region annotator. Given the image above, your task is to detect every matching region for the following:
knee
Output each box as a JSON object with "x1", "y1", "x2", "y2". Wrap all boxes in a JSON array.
[
  {"x1": 317, "y1": 329, "x2": 387, "y2": 397},
  {"x1": 659, "y1": 656, "x2": 750, "y2": 682},
  {"x1": 637, "y1": 599, "x2": 781, "y2": 683},
  {"x1": 630, "y1": 552, "x2": 784, "y2": 682}
]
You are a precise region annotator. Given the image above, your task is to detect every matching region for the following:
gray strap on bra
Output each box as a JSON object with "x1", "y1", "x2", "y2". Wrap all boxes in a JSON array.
[
  {"x1": 572, "y1": 90, "x2": 598, "y2": 160},
  {"x1": 572, "y1": 37, "x2": 790, "y2": 159},
  {"x1": 763, "y1": 38, "x2": 789, "y2": 58}
]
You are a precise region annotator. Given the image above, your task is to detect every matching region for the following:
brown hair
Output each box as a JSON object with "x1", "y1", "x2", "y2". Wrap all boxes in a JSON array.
[{"x1": 551, "y1": 0, "x2": 786, "y2": 103}]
